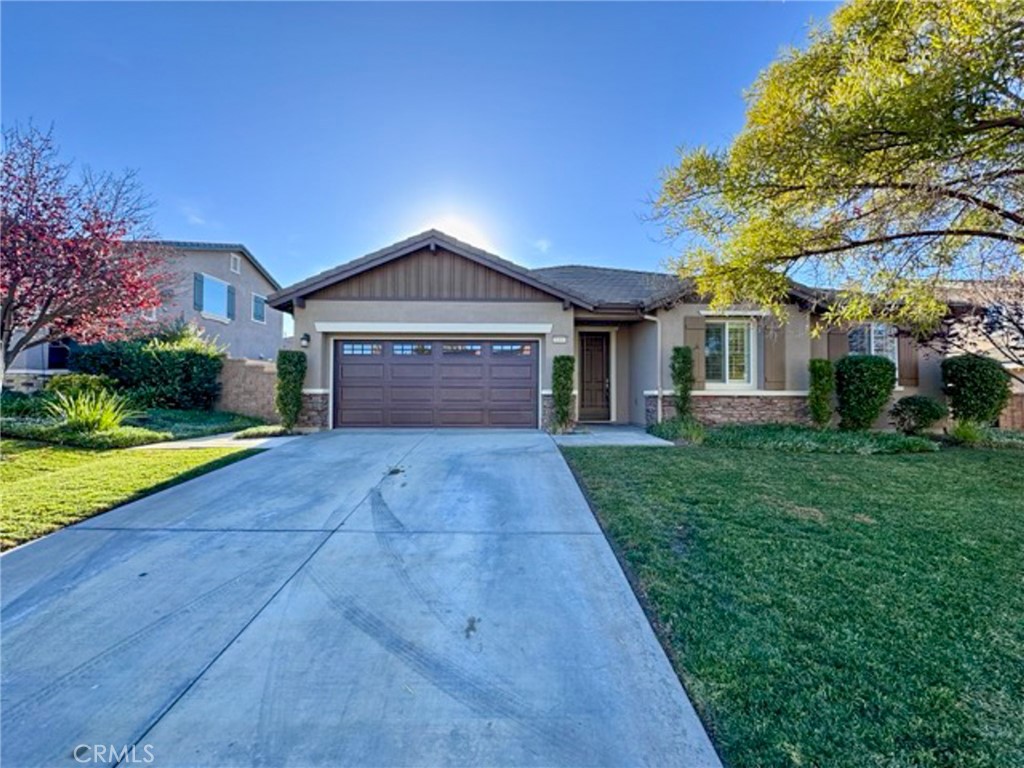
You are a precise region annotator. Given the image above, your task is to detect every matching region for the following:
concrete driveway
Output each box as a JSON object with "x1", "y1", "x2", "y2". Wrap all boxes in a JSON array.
[{"x1": 2, "y1": 430, "x2": 720, "y2": 767}]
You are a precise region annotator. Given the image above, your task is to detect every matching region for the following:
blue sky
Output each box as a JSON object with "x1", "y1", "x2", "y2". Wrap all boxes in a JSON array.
[{"x1": 2, "y1": 1, "x2": 833, "y2": 287}]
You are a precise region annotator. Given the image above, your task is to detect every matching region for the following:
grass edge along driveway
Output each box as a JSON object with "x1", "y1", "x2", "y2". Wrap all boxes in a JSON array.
[
  {"x1": 562, "y1": 445, "x2": 1024, "y2": 768},
  {"x1": 1, "y1": 439, "x2": 261, "y2": 550}
]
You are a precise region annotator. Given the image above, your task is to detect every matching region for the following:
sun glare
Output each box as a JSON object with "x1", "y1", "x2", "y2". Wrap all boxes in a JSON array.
[{"x1": 415, "y1": 213, "x2": 498, "y2": 253}]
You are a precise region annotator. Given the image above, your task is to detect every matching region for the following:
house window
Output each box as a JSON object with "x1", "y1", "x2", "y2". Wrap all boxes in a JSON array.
[
  {"x1": 230, "y1": 253, "x2": 241, "y2": 274},
  {"x1": 848, "y1": 323, "x2": 898, "y2": 368},
  {"x1": 442, "y1": 343, "x2": 482, "y2": 356},
  {"x1": 341, "y1": 342, "x2": 382, "y2": 356},
  {"x1": 393, "y1": 343, "x2": 432, "y2": 356},
  {"x1": 199, "y1": 274, "x2": 233, "y2": 321},
  {"x1": 705, "y1": 321, "x2": 753, "y2": 386},
  {"x1": 46, "y1": 341, "x2": 70, "y2": 370},
  {"x1": 252, "y1": 294, "x2": 267, "y2": 324}
]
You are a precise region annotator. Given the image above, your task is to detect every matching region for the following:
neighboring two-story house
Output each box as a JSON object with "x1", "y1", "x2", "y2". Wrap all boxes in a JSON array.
[
  {"x1": 155, "y1": 241, "x2": 285, "y2": 360},
  {"x1": 3, "y1": 241, "x2": 286, "y2": 391}
]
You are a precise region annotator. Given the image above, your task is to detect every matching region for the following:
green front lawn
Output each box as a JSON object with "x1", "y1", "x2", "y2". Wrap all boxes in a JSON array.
[
  {"x1": 1, "y1": 408, "x2": 265, "y2": 450},
  {"x1": 126, "y1": 408, "x2": 264, "y2": 439},
  {"x1": 563, "y1": 446, "x2": 1024, "y2": 768},
  {"x1": 1, "y1": 439, "x2": 260, "y2": 549}
]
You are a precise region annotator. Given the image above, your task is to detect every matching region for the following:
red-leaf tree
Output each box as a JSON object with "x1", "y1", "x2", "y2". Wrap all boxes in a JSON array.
[{"x1": 1, "y1": 125, "x2": 168, "y2": 376}]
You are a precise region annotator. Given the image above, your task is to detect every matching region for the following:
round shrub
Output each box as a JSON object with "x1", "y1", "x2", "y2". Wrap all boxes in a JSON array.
[
  {"x1": 834, "y1": 355, "x2": 896, "y2": 430},
  {"x1": 890, "y1": 395, "x2": 947, "y2": 435},
  {"x1": 941, "y1": 355, "x2": 1011, "y2": 424},
  {"x1": 45, "y1": 373, "x2": 116, "y2": 398},
  {"x1": 808, "y1": 359, "x2": 834, "y2": 428}
]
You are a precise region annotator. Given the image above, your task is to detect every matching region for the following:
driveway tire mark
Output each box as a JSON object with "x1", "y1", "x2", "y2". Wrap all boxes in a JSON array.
[
  {"x1": 369, "y1": 487, "x2": 467, "y2": 636},
  {"x1": 308, "y1": 568, "x2": 588, "y2": 765},
  {"x1": 108, "y1": 431, "x2": 435, "y2": 768},
  {"x1": 3, "y1": 560, "x2": 274, "y2": 720}
]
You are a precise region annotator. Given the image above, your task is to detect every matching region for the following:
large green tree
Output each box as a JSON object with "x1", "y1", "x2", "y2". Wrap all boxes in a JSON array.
[{"x1": 655, "y1": 0, "x2": 1024, "y2": 331}]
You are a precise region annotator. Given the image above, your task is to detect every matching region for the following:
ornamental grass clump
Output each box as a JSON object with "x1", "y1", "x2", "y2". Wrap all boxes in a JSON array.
[{"x1": 45, "y1": 389, "x2": 140, "y2": 432}]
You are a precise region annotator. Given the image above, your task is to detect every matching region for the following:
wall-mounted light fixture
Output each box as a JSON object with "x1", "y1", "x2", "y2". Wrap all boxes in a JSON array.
[{"x1": 299, "y1": 333, "x2": 310, "y2": 348}]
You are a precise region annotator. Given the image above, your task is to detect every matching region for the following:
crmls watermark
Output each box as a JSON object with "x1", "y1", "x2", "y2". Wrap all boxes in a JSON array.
[{"x1": 73, "y1": 744, "x2": 155, "y2": 764}]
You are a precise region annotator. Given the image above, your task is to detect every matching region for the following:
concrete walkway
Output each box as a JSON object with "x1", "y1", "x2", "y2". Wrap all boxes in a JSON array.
[
  {"x1": 552, "y1": 423, "x2": 673, "y2": 447},
  {"x1": 2, "y1": 429, "x2": 719, "y2": 767}
]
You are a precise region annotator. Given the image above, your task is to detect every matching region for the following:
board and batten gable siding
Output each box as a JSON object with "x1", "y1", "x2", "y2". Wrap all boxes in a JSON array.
[{"x1": 309, "y1": 247, "x2": 554, "y2": 302}]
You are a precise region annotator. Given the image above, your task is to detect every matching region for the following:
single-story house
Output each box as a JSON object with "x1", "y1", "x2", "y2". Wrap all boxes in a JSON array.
[{"x1": 268, "y1": 229, "x2": 974, "y2": 430}]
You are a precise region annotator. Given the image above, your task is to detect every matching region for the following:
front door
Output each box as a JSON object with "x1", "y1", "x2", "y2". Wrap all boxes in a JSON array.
[{"x1": 579, "y1": 332, "x2": 610, "y2": 421}]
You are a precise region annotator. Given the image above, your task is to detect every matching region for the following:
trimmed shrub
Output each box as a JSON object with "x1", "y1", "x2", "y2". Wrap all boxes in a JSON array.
[
  {"x1": 0, "y1": 418, "x2": 171, "y2": 448},
  {"x1": 890, "y1": 395, "x2": 948, "y2": 435},
  {"x1": 0, "y1": 390, "x2": 52, "y2": 418},
  {"x1": 45, "y1": 373, "x2": 116, "y2": 398},
  {"x1": 275, "y1": 350, "x2": 307, "y2": 430},
  {"x1": 835, "y1": 355, "x2": 896, "y2": 430},
  {"x1": 234, "y1": 424, "x2": 293, "y2": 440},
  {"x1": 648, "y1": 416, "x2": 706, "y2": 444},
  {"x1": 45, "y1": 390, "x2": 140, "y2": 432},
  {"x1": 69, "y1": 324, "x2": 223, "y2": 410},
  {"x1": 670, "y1": 347, "x2": 694, "y2": 420},
  {"x1": 941, "y1": 355, "x2": 1011, "y2": 424},
  {"x1": 808, "y1": 359, "x2": 834, "y2": 428},
  {"x1": 703, "y1": 423, "x2": 938, "y2": 454},
  {"x1": 552, "y1": 355, "x2": 575, "y2": 432}
]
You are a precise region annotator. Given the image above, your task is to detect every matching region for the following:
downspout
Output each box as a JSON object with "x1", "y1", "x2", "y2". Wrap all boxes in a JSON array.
[{"x1": 643, "y1": 313, "x2": 663, "y2": 423}]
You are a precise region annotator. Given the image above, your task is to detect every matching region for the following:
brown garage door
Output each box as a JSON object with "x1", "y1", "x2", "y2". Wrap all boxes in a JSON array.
[{"x1": 333, "y1": 340, "x2": 538, "y2": 428}]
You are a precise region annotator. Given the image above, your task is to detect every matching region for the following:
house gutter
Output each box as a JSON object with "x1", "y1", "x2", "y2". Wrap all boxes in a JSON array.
[{"x1": 643, "y1": 313, "x2": 663, "y2": 423}]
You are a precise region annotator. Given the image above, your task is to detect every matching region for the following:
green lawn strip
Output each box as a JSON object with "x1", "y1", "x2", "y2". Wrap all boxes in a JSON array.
[
  {"x1": 129, "y1": 409, "x2": 264, "y2": 439},
  {"x1": 562, "y1": 446, "x2": 1024, "y2": 768},
  {"x1": 1, "y1": 439, "x2": 261, "y2": 549}
]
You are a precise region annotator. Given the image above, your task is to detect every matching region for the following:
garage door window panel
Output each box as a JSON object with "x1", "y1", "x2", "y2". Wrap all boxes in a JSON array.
[
  {"x1": 393, "y1": 343, "x2": 433, "y2": 356},
  {"x1": 443, "y1": 343, "x2": 482, "y2": 356},
  {"x1": 342, "y1": 342, "x2": 383, "y2": 356}
]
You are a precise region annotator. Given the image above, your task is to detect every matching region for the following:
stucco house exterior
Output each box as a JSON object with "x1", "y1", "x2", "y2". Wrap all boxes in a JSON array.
[
  {"x1": 3, "y1": 241, "x2": 286, "y2": 391},
  {"x1": 152, "y1": 241, "x2": 286, "y2": 360},
  {"x1": 268, "y1": 229, "x2": 966, "y2": 431}
]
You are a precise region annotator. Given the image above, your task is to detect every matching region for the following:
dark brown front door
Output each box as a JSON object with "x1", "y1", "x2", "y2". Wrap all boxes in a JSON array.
[
  {"x1": 579, "y1": 332, "x2": 610, "y2": 421},
  {"x1": 333, "y1": 340, "x2": 538, "y2": 428}
]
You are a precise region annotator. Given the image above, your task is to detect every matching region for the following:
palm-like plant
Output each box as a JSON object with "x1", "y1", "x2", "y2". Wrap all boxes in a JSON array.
[{"x1": 45, "y1": 390, "x2": 140, "y2": 432}]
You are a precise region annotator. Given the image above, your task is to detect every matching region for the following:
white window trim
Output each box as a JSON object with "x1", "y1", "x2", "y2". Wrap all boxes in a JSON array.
[
  {"x1": 200, "y1": 273, "x2": 231, "y2": 322},
  {"x1": 704, "y1": 318, "x2": 758, "y2": 390},
  {"x1": 230, "y1": 253, "x2": 242, "y2": 274},
  {"x1": 251, "y1": 293, "x2": 267, "y2": 324}
]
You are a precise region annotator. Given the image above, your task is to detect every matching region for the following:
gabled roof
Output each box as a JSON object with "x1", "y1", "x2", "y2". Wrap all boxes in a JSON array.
[
  {"x1": 152, "y1": 240, "x2": 281, "y2": 291},
  {"x1": 268, "y1": 230, "x2": 596, "y2": 311},
  {"x1": 267, "y1": 229, "x2": 836, "y2": 315},
  {"x1": 530, "y1": 265, "x2": 693, "y2": 311}
]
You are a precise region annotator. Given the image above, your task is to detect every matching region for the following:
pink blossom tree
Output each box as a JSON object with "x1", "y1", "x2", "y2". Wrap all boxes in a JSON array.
[{"x1": 1, "y1": 125, "x2": 167, "y2": 376}]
